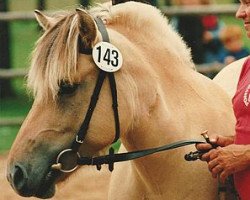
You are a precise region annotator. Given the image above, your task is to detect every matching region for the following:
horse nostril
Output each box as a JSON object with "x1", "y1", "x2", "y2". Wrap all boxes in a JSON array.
[{"x1": 11, "y1": 164, "x2": 28, "y2": 192}]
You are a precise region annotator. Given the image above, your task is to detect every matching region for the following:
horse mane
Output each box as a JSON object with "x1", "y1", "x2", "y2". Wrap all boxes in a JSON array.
[{"x1": 28, "y1": 2, "x2": 193, "y2": 100}]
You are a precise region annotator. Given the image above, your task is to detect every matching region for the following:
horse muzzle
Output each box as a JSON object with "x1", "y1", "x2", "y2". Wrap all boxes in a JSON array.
[
  {"x1": 7, "y1": 163, "x2": 32, "y2": 197},
  {"x1": 7, "y1": 161, "x2": 58, "y2": 199}
]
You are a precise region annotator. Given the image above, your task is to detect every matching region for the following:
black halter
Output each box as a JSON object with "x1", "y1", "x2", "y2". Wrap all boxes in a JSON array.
[
  {"x1": 72, "y1": 17, "x2": 120, "y2": 151},
  {"x1": 51, "y1": 17, "x2": 120, "y2": 173},
  {"x1": 51, "y1": 16, "x2": 206, "y2": 174}
]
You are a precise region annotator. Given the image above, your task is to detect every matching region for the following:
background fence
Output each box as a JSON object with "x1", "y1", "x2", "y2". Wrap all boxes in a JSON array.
[{"x1": 0, "y1": 3, "x2": 241, "y2": 126}]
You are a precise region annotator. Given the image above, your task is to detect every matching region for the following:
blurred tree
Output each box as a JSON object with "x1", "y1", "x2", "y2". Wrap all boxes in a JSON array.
[
  {"x1": 165, "y1": 0, "x2": 171, "y2": 5},
  {"x1": 80, "y1": 0, "x2": 90, "y2": 7},
  {"x1": 37, "y1": 0, "x2": 46, "y2": 31},
  {"x1": 37, "y1": 0, "x2": 46, "y2": 10},
  {"x1": 0, "y1": 0, "x2": 14, "y2": 98}
]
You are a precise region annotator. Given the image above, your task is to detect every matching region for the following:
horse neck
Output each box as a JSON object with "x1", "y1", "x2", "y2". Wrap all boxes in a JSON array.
[
  {"x1": 121, "y1": 88, "x2": 173, "y2": 150},
  {"x1": 118, "y1": 61, "x2": 197, "y2": 192},
  {"x1": 119, "y1": 88, "x2": 178, "y2": 192},
  {"x1": 113, "y1": 30, "x2": 195, "y2": 151},
  {"x1": 106, "y1": 5, "x2": 197, "y2": 184}
]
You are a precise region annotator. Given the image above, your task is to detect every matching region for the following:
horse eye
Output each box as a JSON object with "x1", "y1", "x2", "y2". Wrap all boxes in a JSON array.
[{"x1": 59, "y1": 82, "x2": 79, "y2": 95}]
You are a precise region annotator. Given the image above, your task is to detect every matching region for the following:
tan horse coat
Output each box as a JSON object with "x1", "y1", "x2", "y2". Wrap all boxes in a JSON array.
[
  {"x1": 103, "y1": 2, "x2": 236, "y2": 199},
  {"x1": 7, "y1": 2, "x2": 235, "y2": 200}
]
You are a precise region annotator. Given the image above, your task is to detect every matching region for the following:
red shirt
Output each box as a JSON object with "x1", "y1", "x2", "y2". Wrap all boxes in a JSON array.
[{"x1": 233, "y1": 56, "x2": 250, "y2": 200}]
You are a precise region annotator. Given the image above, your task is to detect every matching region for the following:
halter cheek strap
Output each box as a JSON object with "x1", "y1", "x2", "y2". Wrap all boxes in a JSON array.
[
  {"x1": 72, "y1": 17, "x2": 120, "y2": 149},
  {"x1": 52, "y1": 17, "x2": 120, "y2": 173}
]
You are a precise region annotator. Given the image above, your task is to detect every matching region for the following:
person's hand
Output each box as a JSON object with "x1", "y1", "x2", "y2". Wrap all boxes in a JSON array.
[
  {"x1": 196, "y1": 135, "x2": 234, "y2": 158},
  {"x1": 203, "y1": 144, "x2": 250, "y2": 183}
]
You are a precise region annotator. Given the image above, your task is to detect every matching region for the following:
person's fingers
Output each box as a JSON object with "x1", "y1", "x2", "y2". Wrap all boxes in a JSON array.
[
  {"x1": 210, "y1": 163, "x2": 223, "y2": 179},
  {"x1": 206, "y1": 135, "x2": 220, "y2": 145},
  {"x1": 220, "y1": 170, "x2": 229, "y2": 184},
  {"x1": 209, "y1": 148, "x2": 219, "y2": 159},
  {"x1": 200, "y1": 152, "x2": 210, "y2": 161},
  {"x1": 208, "y1": 156, "x2": 219, "y2": 171},
  {"x1": 196, "y1": 143, "x2": 213, "y2": 151},
  {"x1": 200, "y1": 148, "x2": 217, "y2": 162}
]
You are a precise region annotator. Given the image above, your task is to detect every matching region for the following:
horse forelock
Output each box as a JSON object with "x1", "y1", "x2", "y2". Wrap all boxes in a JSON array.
[{"x1": 28, "y1": 11, "x2": 80, "y2": 100}]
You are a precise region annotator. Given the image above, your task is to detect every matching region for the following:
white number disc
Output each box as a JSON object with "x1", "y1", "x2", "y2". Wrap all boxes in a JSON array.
[{"x1": 92, "y1": 42, "x2": 123, "y2": 72}]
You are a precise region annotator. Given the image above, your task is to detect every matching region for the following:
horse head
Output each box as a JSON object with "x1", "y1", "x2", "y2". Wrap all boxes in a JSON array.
[{"x1": 6, "y1": 6, "x2": 135, "y2": 198}]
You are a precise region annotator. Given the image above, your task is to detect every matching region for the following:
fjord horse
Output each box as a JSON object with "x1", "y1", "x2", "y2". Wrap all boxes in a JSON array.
[{"x1": 7, "y1": 2, "x2": 235, "y2": 199}]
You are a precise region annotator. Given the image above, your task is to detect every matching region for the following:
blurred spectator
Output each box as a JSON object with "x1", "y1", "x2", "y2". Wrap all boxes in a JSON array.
[
  {"x1": 218, "y1": 25, "x2": 249, "y2": 64},
  {"x1": 201, "y1": 0, "x2": 225, "y2": 64},
  {"x1": 171, "y1": 0, "x2": 205, "y2": 64}
]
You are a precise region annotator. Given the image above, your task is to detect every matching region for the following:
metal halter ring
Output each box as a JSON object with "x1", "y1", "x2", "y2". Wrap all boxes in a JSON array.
[{"x1": 52, "y1": 149, "x2": 80, "y2": 173}]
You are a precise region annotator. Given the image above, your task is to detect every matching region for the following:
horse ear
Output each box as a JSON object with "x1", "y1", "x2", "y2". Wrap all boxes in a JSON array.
[
  {"x1": 76, "y1": 8, "x2": 97, "y2": 47},
  {"x1": 34, "y1": 10, "x2": 54, "y2": 30}
]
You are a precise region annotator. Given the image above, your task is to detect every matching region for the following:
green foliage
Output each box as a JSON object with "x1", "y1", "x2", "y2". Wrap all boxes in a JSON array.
[
  {"x1": 0, "y1": 95, "x2": 32, "y2": 118},
  {"x1": 0, "y1": 22, "x2": 37, "y2": 153},
  {"x1": 0, "y1": 126, "x2": 20, "y2": 153}
]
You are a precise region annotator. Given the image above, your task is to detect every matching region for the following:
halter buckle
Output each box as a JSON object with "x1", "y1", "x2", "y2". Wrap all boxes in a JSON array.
[
  {"x1": 52, "y1": 149, "x2": 80, "y2": 173},
  {"x1": 76, "y1": 135, "x2": 84, "y2": 144}
]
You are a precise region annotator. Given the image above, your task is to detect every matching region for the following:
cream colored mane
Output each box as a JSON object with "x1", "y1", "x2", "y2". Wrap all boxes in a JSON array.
[{"x1": 28, "y1": 2, "x2": 193, "y2": 100}]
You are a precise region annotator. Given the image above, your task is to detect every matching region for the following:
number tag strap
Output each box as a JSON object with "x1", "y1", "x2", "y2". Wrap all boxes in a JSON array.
[
  {"x1": 92, "y1": 17, "x2": 123, "y2": 72},
  {"x1": 95, "y1": 17, "x2": 110, "y2": 42}
]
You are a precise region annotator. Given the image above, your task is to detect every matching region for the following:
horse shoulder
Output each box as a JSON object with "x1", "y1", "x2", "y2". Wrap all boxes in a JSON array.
[{"x1": 213, "y1": 57, "x2": 247, "y2": 99}]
